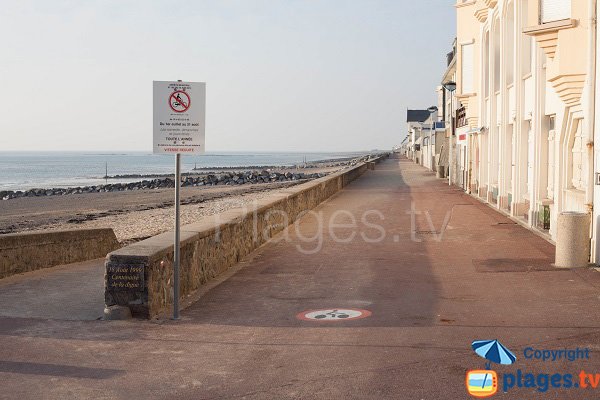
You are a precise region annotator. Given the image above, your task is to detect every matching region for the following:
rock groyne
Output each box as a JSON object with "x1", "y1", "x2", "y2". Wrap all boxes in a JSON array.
[{"x1": 0, "y1": 170, "x2": 325, "y2": 200}]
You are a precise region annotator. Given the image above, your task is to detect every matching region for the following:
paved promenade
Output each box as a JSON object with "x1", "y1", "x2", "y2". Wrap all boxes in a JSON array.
[
  {"x1": 0, "y1": 258, "x2": 105, "y2": 320},
  {"x1": 2, "y1": 155, "x2": 600, "y2": 399}
]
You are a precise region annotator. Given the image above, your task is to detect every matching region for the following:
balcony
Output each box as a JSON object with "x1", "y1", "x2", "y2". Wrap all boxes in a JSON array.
[{"x1": 523, "y1": 19, "x2": 576, "y2": 59}]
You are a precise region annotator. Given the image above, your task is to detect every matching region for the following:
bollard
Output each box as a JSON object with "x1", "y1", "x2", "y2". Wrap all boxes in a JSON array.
[{"x1": 555, "y1": 212, "x2": 590, "y2": 268}]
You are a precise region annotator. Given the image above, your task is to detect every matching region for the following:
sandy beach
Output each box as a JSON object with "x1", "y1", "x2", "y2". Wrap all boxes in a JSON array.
[
  {"x1": 0, "y1": 163, "x2": 350, "y2": 244},
  {"x1": 0, "y1": 181, "x2": 304, "y2": 243},
  {"x1": 0, "y1": 150, "x2": 387, "y2": 245}
]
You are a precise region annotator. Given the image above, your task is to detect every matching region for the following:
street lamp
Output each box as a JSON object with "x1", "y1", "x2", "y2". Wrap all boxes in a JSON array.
[
  {"x1": 427, "y1": 106, "x2": 438, "y2": 170},
  {"x1": 442, "y1": 81, "x2": 457, "y2": 134},
  {"x1": 443, "y1": 81, "x2": 457, "y2": 92},
  {"x1": 443, "y1": 81, "x2": 456, "y2": 185}
]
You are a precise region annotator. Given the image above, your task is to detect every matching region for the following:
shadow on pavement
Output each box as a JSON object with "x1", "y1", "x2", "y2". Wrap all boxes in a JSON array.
[{"x1": 0, "y1": 360, "x2": 124, "y2": 379}]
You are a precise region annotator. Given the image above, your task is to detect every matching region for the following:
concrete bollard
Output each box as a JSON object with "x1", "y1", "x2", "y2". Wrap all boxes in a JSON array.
[{"x1": 555, "y1": 212, "x2": 590, "y2": 268}]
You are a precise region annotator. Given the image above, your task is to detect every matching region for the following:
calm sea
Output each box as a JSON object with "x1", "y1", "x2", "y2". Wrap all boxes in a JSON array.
[{"x1": 0, "y1": 151, "x2": 370, "y2": 191}]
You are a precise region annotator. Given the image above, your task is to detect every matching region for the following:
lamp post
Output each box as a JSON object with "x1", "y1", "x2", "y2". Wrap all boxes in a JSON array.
[
  {"x1": 443, "y1": 81, "x2": 457, "y2": 185},
  {"x1": 427, "y1": 106, "x2": 438, "y2": 171}
]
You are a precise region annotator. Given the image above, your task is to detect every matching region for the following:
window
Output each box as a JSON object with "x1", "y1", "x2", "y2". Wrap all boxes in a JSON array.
[
  {"x1": 540, "y1": 0, "x2": 571, "y2": 23},
  {"x1": 461, "y1": 43, "x2": 474, "y2": 94}
]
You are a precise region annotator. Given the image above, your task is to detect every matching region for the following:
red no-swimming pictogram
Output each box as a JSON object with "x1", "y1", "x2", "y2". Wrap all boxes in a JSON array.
[{"x1": 169, "y1": 90, "x2": 191, "y2": 113}]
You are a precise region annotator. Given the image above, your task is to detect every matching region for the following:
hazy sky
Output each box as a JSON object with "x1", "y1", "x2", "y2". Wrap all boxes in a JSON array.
[{"x1": 0, "y1": 1, "x2": 455, "y2": 152}]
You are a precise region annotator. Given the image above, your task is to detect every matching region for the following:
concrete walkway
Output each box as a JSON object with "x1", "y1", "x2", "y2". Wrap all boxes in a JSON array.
[
  {"x1": 0, "y1": 258, "x2": 105, "y2": 320},
  {"x1": 2, "y1": 155, "x2": 600, "y2": 399}
]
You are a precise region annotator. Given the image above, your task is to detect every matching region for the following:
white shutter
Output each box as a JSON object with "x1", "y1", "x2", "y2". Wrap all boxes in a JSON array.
[
  {"x1": 461, "y1": 43, "x2": 474, "y2": 94},
  {"x1": 541, "y1": 0, "x2": 571, "y2": 23}
]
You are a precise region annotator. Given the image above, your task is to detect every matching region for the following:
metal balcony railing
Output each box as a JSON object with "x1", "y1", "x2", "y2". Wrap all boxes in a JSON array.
[{"x1": 455, "y1": 106, "x2": 468, "y2": 128}]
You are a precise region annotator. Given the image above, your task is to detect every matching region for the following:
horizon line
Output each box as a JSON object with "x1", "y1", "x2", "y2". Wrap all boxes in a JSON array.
[{"x1": 0, "y1": 149, "x2": 386, "y2": 154}]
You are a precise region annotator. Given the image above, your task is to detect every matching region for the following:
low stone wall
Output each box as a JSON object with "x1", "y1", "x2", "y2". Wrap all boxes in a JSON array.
[
  {"x1": 0, "y1": 228, "x2": 119, "y2": 279},
  {"x1": 105, "y1": 156, "x2": 386, "y2": 318}
]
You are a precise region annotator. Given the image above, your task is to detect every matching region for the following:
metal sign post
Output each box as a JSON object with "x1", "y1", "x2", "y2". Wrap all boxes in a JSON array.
[
  {"x1": 173, "y1": 152, "x2": 181, "y2": 319},
  {"x1": 153, "y1": 80, "x2": 206, "y2": 320}
]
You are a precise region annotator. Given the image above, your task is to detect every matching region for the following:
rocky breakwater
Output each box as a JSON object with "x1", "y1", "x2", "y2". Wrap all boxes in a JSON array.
[{"x1": 0, "y1": 170, "x2": 326, "y2": 201}]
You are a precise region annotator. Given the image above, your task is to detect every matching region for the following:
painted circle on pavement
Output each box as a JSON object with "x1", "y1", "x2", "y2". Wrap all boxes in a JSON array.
[{"x1": 297, "y1": 308, "x2": 372, "y2": 321}]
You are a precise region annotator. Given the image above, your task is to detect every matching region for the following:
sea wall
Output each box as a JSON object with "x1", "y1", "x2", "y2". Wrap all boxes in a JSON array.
[
  {"x1": 104, "y1": 156, "x2": 386, "y2": 318},
  {"x1": 0, "y1": 228, "x2": 119, "y2": 279}
]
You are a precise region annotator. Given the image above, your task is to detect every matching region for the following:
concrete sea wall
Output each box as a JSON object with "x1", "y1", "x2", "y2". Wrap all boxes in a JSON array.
[
  {"x1": 0, "y1": 228, "x2": 119, "y2": 279},
  {"x1": 104, "y1": 157, "x2": 385, "y2": 318}
]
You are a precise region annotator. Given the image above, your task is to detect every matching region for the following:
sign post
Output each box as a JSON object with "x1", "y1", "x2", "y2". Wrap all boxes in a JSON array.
[
  {"x1": 153, "y1": 80, "x2": 205, "y2": 320},
  {"x1": 174, "y1": 152, "x2": 181, "y2": 319}
]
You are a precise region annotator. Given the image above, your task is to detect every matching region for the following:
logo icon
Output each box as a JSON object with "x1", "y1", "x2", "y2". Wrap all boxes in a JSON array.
[
  {"x1": 466, "y1": 340, "x2": 516, "y2": 397},
  {"x1": 472, "y1": 339, "x2": 517, "y2": 367},
  {"x1": 466, "y1": 370, "x2": 498, "y2": 398}
]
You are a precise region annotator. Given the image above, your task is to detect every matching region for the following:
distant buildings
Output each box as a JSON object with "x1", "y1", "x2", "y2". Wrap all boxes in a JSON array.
[{"x1": 406, "y1": 0, "x2": 600, "y2": 264}]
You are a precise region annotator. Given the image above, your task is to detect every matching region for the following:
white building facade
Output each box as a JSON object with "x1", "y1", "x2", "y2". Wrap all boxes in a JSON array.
[{"x1": 448, "y1": 0, "x2": 596, "y2": 262}]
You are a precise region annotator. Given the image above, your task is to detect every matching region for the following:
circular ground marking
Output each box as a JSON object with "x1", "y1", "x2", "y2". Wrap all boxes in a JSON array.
[
  {"x1": 296, "y1": 308, "x2": 372, "y2": 321},
  {"x1": 169, "y1": 90, "x2": 191, "y2": 113}
]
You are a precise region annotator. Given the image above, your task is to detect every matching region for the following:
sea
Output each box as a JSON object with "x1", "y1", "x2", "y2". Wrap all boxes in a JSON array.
[{"x1": 0, "y1": 151, "x2": 372, "y2": 191}]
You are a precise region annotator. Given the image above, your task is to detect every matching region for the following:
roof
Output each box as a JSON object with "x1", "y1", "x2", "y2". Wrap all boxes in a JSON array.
[{"x1": 406, "y1": 109, "x2": 431, "y2": 123}]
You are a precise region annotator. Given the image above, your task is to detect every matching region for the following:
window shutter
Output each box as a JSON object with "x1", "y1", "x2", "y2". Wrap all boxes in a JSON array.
[
  {"x1": 461, "y1": 43, "x2": 474, "y2": 94},
  {"x1": 541, "y1": 0, "x2": 571, "y2": 23}
]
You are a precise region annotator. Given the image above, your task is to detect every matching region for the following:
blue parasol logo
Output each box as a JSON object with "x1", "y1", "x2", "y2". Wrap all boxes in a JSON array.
[{"x1": 472, "y1": 339, "x2": 517, "y2": 370}]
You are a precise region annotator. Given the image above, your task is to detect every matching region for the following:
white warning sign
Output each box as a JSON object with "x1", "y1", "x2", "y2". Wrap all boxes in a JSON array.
[{"x1": 153, "y1": 81, "x2": 205, "y2": 154}]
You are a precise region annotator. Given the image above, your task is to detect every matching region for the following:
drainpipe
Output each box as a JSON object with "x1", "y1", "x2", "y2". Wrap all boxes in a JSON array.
[
  {"x1": 449, "y1": 93, "x2": 454, "y2": 185},
  {"x1": 588, "y1": 0, "x2": 597, "y2": 207},
  {"x1": 588, "y1": 0, "x2": 597, "y2": 261}
]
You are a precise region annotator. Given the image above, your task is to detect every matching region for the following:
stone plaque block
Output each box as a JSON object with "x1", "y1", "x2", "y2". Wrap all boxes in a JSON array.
[{"x1": 106, "y1": 264, "x2": 145, "y2": 291}]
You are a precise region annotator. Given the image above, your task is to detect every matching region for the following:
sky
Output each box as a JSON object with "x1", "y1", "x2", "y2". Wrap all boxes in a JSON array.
[{"x1": 0, "y1": 0, "x2": 456, "y2": 152}]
